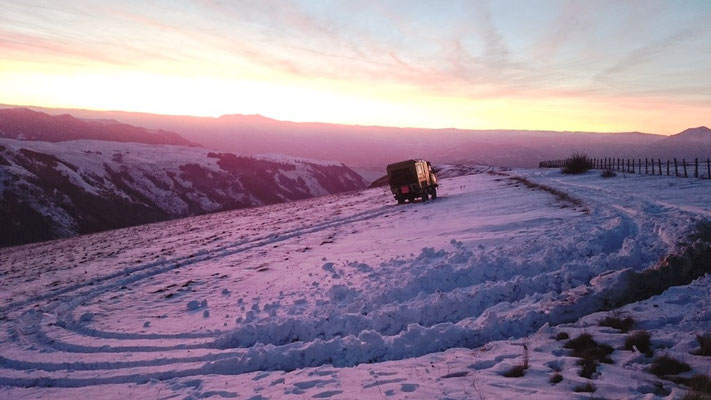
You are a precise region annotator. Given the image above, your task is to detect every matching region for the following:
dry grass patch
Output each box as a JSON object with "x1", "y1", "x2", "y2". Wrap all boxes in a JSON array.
[
  {"x1": 601, "y1": 169, "x2": 617, "y2": 178},
  {"x1": 502, "y1": 364, "x2": 527, "y2": 378},
  {"x1": 573, "y1": 382, "x2": 596, "y2": 393},
  {"x1": 599, "y1": 315, "x2": 635, "y2": 332},
  {"x1": 673, "y1": 375, "x2": 711, "y2": 395},
  {"x1": 649, "y1": 355, "x2": 691, "y2": 377},
  {"x1": 562, "y1": 153, "x2": 592, "y2": 175},
  {"x1": 555, "y1": 332, "x2": 569, "y2": 341},
  {"x1": 564, "y1": 333, "x2": 614, "y2": 379},
  {"x1": 693, "y1": 333, "x2": 711, "y2": 356},
  {"x1": 624, "y1": 330, "x2": 653, "y2": 356}
]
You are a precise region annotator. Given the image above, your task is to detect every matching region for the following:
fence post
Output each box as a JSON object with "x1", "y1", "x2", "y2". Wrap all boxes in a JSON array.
[
  {"x1": 638, "y1": 159, "x2": 641, "y2": 174},
  {"x1": 645, "y1": 158, "x2": 648, "y2": 174},
  {"x1": 617, "y1": 158, "x2": 620, "y2": 171},
  {"x1": 683, "y1": 159, "x2": 688, "y2": 177},
  {"x1": 658, "y1": 159, "x2": 662, "y2": 175},
  {"x1": 695, "y1": 158, "x2": 698, "y2": 178},
  {"x1": 708, "y1": 158, "x2": 710, "y2": 179},
  {"x1": 674, "y1": 158, "x2": 678, "y2": 176},
  {"x1": 667, "y1": 160, "x2": 670, "y2": 176}
]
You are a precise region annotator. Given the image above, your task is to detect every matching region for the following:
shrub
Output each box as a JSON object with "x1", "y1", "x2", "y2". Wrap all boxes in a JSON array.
[
  {"x1": 682, "y1": 392, "x2": 709, "y2": 400},
  {"x1": 555, "y1": 332, "x2": 569, "y2": 341},
  {"x1": 564, "y1": 333, "x2": 614, "y2": 378},
  {"x1": 562, "y1": 153, "x2": 592, "y2": 174},
  {"x1": 672, "y1": 375, "x2": 711, "y2": 396},
  {"x1": 649, "y1": 355, "x2": 691, "y2": 377},
  {"x1": 503, "y1": 364, "x2": 527, "y2": 378},
  {"x1": 573, "y1": 382, "x2": 596, "y2": 393},
  {"x1": 549, "y1": 373, "x2": 563, "y2": 384},
  {"x1": 577, "y1": 357, "x2": 598, "y2": 379},
  {"x1": 599, "y1": 315, "x2": 635, "y2": 332},
  {"x1": 624, "y1": 330, "x2": 653, "y2": 356},
  {"x1": 601, "y1": 169, "x2": 617, "y2": 178},
  {"x1": 693, "y1": 333, "x2": 711, "y2": 356},
  {"x1": 565, "y1": 334, "x2": 614, "y2": 362}
]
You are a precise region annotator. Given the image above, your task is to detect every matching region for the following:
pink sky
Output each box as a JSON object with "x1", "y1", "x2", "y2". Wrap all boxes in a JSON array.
[{"x1": 1, "y1": 0, "x2": 710, "y2": 134}]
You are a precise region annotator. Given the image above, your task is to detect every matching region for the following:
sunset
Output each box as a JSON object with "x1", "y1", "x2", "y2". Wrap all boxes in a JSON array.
[
  {"x1": 2, "y1": 2, "x2": 711, "y2": 399},
  {"x1": 2, "y1": 0, "x2": 710, "y2": 133}
]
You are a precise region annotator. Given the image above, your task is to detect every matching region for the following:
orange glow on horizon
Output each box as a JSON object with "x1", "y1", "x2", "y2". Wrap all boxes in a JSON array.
[{"x1": 1, "y1": 1, "x2": 709, "y2": 135}]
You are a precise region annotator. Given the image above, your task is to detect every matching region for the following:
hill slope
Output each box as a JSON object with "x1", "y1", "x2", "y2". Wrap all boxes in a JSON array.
[
  {"x1": 0, "y1": 139, "x2": 366, "y2": 246},
  {"x1": 1, "y1": 105, "x2": 667, "y2": 169},
  {"x1": 0, "y1": 167, "x2": 709, "y2": 398},
  {"x1": 0, "y1": 108, "x2": 198, "y2": 146},
  {"x1": 645, "y1": 126, "x2": 711, "y2": 159}
]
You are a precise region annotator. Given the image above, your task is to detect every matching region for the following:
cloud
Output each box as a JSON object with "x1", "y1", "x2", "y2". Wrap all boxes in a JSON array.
[{"x1": 596, "y1": 28, "x2": 698, "y2": 80}]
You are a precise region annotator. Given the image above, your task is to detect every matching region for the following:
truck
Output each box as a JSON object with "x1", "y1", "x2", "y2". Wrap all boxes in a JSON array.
[{"x1": 386, "y1": 159, "x2": 438, "y2": 204}]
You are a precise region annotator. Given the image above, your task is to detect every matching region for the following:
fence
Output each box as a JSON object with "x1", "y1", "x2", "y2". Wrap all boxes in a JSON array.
[{"x1": 539, "y1": 157, "x2": 711, "y2": 179}]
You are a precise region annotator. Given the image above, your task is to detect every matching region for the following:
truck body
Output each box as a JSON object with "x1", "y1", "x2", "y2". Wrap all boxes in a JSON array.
[{"x1": 386, "y1": 159, "x2": 438, "y2": 204}]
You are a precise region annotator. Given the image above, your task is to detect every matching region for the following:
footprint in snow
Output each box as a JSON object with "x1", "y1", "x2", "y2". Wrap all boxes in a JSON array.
[
  {"x1": 293, "y1": 379, "x2": 337, "y2": 390},
  {"x1": 401, "y1": 383, "x2": 418, "y2": 392},
  {"x1": 312, "y1": 390, "x2": 343, "y2": 398},
  {"x1": 362, "y1": 378, "x2": 406, "y2": 388}
]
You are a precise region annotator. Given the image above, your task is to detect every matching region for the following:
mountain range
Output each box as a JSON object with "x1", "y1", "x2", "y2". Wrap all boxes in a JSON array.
[
  {"x1": 0, "y1": 108, "x2": 366, "y2": 247},
  {"x1": 3, "y1": 105, "x2": 709, "y2": 173},
  {"x1": 0, "y1": 107, "x2": 198, "y2": 147},
  {"x1": 1, "y1": 105, "x2": 709, "y2": 246}
]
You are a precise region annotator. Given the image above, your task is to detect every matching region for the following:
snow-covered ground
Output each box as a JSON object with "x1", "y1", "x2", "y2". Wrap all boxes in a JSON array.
[{"x1": 1, "y1": 167, "x2": 710, "y2": 399}]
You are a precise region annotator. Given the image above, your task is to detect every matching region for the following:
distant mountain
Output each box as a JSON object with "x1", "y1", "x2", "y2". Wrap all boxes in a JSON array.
[
  {"x1": 0, "y1": 139, "x2": 366, "y2": 247},
  {"x1": 644, "y1": 126, "x2": 711, "y2": 160},
  {"x1": 668, "y1": 126, "x2": 711, "y2": 142},
  {"x1": 5, "y1": 104, "x2": 710, "y2": 170},
  {"x1": 1, "y1": 105, "x2": 669, "y2": 171},
  {"x1": 0, "y1": 108, "x2": 199, "y2": 147}
]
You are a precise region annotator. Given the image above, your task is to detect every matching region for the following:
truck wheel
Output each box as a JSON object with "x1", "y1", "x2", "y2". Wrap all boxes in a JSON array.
[
  {"x1": 397, "y1": 197, "x2": 404, "y2": 205},
  {"x1": 431, "y1": 187, "x2": 437, "y2": 199},
  {"x1": 422, "y1": 190, "x2": 429, "y2": 202}
]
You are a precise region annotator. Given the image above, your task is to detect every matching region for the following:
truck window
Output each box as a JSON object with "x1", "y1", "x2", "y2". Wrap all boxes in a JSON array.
[
  {"x1": 416, "y1": 164, "x2": 423, "y2": 175},
  {"x1": 390, "y1": 168, "x2": 415, "y2": 185}
]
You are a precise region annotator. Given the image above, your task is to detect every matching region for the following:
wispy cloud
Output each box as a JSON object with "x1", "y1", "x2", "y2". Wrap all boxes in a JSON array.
[{"x1": 0, "y1": 0, "x2": 709, "y2": 132}]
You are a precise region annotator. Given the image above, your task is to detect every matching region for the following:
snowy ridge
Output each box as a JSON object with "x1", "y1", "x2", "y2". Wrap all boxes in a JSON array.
[
  {"x1": 0, "y1": 138, "x2": 366, "y2": 246},
  {"x1": 255, "y1": 153, "x2": 345, "y2": 167},
  {"x1": 0, "y1": 168, "x2": 710, "y2": 398},
  {"x1": 0, "y1": 107, "x2": 198, "y2": 147}
]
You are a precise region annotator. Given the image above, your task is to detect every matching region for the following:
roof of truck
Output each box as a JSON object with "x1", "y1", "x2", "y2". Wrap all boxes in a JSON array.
[{"x1": 386, "y1": 159, "x2": 426, "y2": 170}]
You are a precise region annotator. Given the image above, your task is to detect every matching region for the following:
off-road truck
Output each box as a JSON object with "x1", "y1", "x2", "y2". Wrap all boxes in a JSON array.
[{"x1": 386, "y1": 159, "x2": 438, "y2": 204}]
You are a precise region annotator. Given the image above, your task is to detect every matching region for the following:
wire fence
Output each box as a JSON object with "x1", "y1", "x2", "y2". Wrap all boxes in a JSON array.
[{"x1": 539, "y1": 157, "x2": 711, "y2": 179}]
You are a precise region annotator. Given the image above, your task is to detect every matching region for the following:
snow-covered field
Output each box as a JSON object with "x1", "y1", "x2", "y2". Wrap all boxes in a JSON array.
[{"x1": 1, "y1": 167, "x2": 710, "y2": 399}]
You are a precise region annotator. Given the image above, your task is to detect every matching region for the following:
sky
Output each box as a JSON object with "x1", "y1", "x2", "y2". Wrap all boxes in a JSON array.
[{"x1": 1, "y1": 0, "x2": 710, "y2": 134}]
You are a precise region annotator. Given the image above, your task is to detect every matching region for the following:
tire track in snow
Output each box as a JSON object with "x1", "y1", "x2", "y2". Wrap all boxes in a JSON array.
[
  {"x1": 0, "y1": 199, "x2": 394, "y2": 375},
  {"x1": 2, "y1": 171, "x2": 704, "y2": 389},
  {"x1": 2, "y1": 180, "x2": 648, "y2": 378},
  {"x1": 2, "y1": 203, "x2": 392, "y2": 316}
]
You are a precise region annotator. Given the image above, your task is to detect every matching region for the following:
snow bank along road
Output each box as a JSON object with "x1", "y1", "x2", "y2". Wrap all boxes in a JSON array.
[{"x1": 1, "y1": 166, "x2": 710, "y2": 399}]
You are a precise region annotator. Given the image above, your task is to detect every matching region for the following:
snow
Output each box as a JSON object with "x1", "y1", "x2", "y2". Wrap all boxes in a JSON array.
[
  {"x1": 0, "y1": 167, "x2": 710, "y2": 399},
  {"x1": 254, "y1": 153, "x2": 344, "y2": 167}
]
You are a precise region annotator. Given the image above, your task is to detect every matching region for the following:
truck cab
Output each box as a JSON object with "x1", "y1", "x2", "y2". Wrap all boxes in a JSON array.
[{"x1": 386, "y1": 159, "x2": 438, "y2": 204}]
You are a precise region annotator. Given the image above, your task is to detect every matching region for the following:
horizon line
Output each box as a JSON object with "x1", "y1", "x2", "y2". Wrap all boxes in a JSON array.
[{"x1": 0, "y1": 102, "x2": 678, "y2": 136}]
